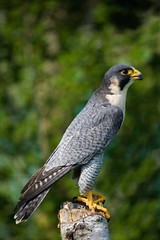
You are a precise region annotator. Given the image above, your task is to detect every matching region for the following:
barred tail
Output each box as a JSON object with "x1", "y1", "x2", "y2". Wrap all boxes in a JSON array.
[
  {"x1": 14, "y1": 188, "x2": 50, "y2": 224},
  {"x1": 14, "y1": 164, "x2": 74, "y2": 223}
]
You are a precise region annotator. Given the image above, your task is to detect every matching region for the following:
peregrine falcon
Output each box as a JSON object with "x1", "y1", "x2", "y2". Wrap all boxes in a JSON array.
[{"x1": 14, "y1": 64, "x2": 143, "y2": 223}]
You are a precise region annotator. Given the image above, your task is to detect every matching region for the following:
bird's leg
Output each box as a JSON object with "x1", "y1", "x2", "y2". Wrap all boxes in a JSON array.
[
  {"x1": 91, "y1": 191, "x2": 105, "y2": 204},
  {"x1": 76, "y1": 190, "x2": 110, "y2": 220},
  {"x1": 92, "y1": 191, "x2": 110, "y2": 219},
  {"x1": 77, "y1": 190, "x2": 93, "y2": 208}
]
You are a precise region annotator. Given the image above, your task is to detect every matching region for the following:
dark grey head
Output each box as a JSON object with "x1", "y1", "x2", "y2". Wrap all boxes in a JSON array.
[{"x1": 102, "y1": 64, "x2": 143, "y2": 92}]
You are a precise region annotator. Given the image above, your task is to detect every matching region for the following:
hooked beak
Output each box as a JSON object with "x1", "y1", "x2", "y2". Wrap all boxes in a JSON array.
[{"x1": 131, "y1": 68, "x2": 143, "y2": 80}]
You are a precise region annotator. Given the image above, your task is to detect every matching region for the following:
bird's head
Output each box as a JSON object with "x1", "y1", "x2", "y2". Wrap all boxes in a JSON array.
[{"x1": 102, "y1": 64, "x2": 143, "y2": 94}]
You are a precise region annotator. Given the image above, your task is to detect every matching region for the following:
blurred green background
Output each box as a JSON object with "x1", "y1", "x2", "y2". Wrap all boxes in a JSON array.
[{"x1": 0, "y1": 0, "x2": 160, "y2": 239}]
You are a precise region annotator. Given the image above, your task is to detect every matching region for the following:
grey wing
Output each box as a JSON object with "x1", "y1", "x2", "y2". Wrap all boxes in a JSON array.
[
  {"x1": 15, "y1": 104, "x2": 123, "y2": 207},
  {"x1": 45, "y1": 103, "x2": 123, "y2": 170}
]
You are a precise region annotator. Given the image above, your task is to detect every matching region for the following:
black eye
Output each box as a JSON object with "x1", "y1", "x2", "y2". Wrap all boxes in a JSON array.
[{"x1": 121, "y1": 69, "x2": 129, "y2": 75}]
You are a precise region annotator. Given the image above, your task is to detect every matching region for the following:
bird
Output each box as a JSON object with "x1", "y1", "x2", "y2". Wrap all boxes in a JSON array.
[{"x1": 14, "y1": 64, "x2": 143, "y2": 224}]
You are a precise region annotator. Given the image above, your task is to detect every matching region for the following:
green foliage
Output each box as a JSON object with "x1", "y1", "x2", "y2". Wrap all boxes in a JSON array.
[{"x1": 0, "y1": 1, "x2": 159, "y2": 239}]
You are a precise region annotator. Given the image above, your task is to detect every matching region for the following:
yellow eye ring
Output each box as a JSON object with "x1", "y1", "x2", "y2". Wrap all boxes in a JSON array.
[{"x1": 121, "y1": 69, "x2": 132, "y2": 75}]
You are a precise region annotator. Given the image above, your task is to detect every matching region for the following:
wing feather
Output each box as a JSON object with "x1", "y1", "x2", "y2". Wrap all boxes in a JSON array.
[
  {"x1": 14, "y1": 102, "x2": 123, "y2": 222},
  {"x1": 45, "y1": 103, "x2": 123, "y2": 170}
]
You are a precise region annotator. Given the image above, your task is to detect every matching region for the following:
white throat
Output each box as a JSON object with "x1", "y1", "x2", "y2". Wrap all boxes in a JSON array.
[
  {"x1": 107, "y1": 90, "x2": 127, "y2": 115},
  {"x1": 106, "y1": 79, "x2": 133, "y2": 115}
]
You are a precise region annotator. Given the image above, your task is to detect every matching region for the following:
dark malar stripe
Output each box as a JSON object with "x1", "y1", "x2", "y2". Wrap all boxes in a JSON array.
[{"x1": 119, "y1": 77, "x2": 130, "y2": 90}]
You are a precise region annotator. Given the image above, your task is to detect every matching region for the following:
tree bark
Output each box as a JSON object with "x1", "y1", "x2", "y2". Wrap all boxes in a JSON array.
[{"x1": 58, "y1": 201, "x2": 110, "y2": 240}]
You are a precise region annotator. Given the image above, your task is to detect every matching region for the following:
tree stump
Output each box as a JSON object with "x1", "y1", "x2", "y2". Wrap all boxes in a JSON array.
[{"x1": 58, "y1": 201, "x2": 110, "y2": 240}]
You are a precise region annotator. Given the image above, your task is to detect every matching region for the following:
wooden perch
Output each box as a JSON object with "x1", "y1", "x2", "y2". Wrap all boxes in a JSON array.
[{"x1": 58, "y1": 201, "x2": 110, "y2": 240}]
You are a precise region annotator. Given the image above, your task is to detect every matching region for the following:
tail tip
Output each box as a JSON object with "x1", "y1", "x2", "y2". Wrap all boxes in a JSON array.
[{"x1": 14, "y1": 213, "x2": 26, "y2": 224}]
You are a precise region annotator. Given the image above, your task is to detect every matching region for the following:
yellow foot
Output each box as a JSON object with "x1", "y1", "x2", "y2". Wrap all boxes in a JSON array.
[{"x1": 76, "y1": 190, "x2": 110, "y2": 220}]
